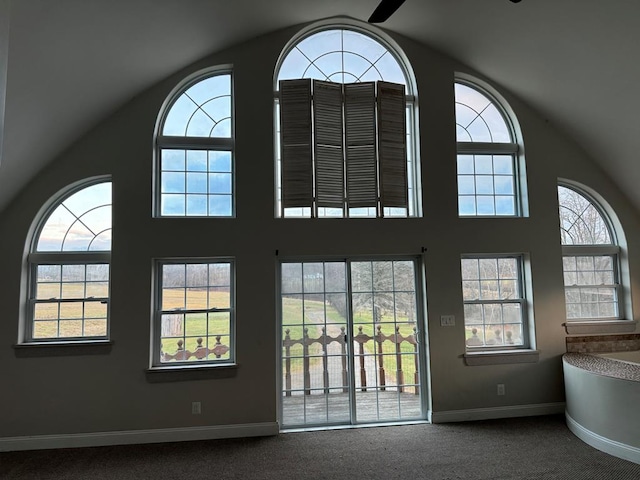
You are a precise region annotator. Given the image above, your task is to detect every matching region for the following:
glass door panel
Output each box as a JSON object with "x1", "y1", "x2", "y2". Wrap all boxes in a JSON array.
[
  {"x1": 350, "y1": 260, "x2": 421, "y2": 423},
  {"x1": 281, "y1": 261, "x2": 350, "y2": 427}
]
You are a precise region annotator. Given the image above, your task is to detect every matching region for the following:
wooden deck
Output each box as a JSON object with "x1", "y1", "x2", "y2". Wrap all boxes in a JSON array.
[{"x1": 281, "y1": 390, "x2": 423, "y2": 427}]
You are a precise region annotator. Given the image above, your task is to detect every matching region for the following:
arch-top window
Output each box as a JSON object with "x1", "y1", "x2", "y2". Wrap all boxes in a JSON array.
[
  {"x1": 156, "y1": 70, "x2": 233, "y2": 217},
  {"x1": 558, "y1": 184, "x2": 622, "y2": 320},
  {"x1": 559, "y1": 185, "x2": 612, "y2": 245},
  {"x1": 275, "y1": 25, "x2": 419, "y2": 218},
  {"x1": 276, "y1": 29, "x2": 407, "y2": 86},
  {"x1": 26, "y1": 180, "x2": 112, "y2": 341},
  {"x1": 455, "y1": 80, "x2": 522, "y2": 217}
]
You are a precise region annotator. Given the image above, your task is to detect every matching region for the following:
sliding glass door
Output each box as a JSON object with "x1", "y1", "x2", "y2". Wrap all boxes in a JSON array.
[{"x1": 280, "y1": 258, "x2": 426, "y2": 428}]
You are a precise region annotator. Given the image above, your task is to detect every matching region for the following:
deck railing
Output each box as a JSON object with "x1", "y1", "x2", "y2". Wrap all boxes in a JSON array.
[
  {"x1": 283, "y1": 325, "x2": 419, "y2": 396},
  {"x1": 160, "y1": 336, "x2": 229, "y2": 362}
]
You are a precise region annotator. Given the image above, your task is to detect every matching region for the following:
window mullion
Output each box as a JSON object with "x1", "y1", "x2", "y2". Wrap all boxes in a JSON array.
[
  {"x1": 29, "y1": 252, "x2": 111, "y2": 264},
  {"x1": 161, "y1": 307, "x2": 230, "y2": 315},
  {"x1": 456, "y1": 142, "x2": 518, "y2": 155},
  {"x1": 158, "y1": 136, "x2": 233, "y2": 150}
]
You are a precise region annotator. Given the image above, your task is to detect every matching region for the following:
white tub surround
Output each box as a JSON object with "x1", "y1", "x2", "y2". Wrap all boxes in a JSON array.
[{"x1": 563, "y1": 353, "x2": 640, "y2": 464}]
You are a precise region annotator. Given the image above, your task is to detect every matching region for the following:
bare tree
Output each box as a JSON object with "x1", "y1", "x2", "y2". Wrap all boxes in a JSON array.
[{"x1": 558, "y1": 186, "x2": 611, "y2": 245}]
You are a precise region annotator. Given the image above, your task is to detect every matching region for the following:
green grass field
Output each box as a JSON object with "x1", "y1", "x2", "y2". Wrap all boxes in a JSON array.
[
  {"x1": 33, "y1": 281, "x2": 108, "y2": 338},
  {"x1": 33, "y1": 284, "x2": 231, "y2": 361},
  {"x1": 33, "y1": 283, "x2": 420, "y2": 378}
]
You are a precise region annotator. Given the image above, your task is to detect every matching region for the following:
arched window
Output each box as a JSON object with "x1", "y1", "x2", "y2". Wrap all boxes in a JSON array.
[
  {"x1": 455, "y1": 79, "x2": 523, "y2": 216},
  {"x1": 274, "y1": 24, "x2": 419, "y2": 218},
  {"x1": 155, "y1": 68, "x2": 233, "y2": 217},
  {"x1": 558, "y1": 184, "x2": 622, "y2": 320},
  {"x1": 26, "y1": 180, "x2": 111, "y2": 341}
]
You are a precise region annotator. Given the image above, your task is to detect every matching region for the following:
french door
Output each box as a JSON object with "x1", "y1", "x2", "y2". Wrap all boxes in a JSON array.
[{"x1": 280, "y1": 258, "x2": 427, "y2": 428}]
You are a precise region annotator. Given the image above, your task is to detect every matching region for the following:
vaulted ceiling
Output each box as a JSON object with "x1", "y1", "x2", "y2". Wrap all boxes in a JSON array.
[{"x1": 1, "y1": 0, "x2": 638, "y2": 213}]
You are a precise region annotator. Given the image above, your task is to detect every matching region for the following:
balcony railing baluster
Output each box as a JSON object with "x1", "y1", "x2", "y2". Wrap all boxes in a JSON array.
[{"x1": 282, "y1": 324, "x2": 418, "y2": 396}]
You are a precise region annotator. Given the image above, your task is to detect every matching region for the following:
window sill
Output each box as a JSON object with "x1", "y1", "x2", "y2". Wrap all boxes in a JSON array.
[
  {"x1": 458, "y1": 215, "x2": 524, "y2": 219},
  {"x1": 463, "y1": 349, "x2": 540, "y2": 366},
  {"x1": 563, "y1": 320, "x2": 638, "y2": 335},
  {"x1": 145, "y1": 363, "x2": 238, "y2": 383},
  {"x1": 13, "y1": 340, "x2": 113, "y2": 357}
]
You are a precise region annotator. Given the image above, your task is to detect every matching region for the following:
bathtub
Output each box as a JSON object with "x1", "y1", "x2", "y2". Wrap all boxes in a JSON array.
[
  {"x1": 563, "y1": 351, "x2": 640, "y2": 464},
  {"x1": 598, "y1": 350, "x2": 640, "y2": 364}
]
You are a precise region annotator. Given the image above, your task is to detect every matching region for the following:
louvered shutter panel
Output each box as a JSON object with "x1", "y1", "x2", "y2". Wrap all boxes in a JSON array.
[
  {"x1": 377, "y1": 81, "x2": 407, "y2": 209},
  {"x1": 313, "y1": 80, "x2": 345, "y2": 209},
  {"x1": 279, "y1": 79, "x2": 313, "y2": 209},
  {"x1": 344, "y1": 82, "x2": 377, "y2": 209}
]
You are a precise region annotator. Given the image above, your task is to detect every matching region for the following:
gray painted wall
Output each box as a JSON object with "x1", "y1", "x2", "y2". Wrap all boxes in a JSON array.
[
  {"x1": 1, "y1": 20, "x2": 639, "y2": 439},
  {"x1": 0, "y1": 0, "x2": 10, "y2": 166}
]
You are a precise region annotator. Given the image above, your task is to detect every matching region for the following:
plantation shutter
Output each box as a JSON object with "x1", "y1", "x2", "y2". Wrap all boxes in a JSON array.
[
  {"x1": 279, "y1": 79, "x2": 408, "y2": 215},
  {"x1": 279, "y1": 79, "x2": 313, "y2": 209},
  {"x1": 344, "y1": 82, "x2": 378, "y2": 208},
  {"x1": 313, "y1": 80, "x2": 345, "y2": 209},
  {"x1": 377, "y1": 82, "x2": 407, "y2": 209}
]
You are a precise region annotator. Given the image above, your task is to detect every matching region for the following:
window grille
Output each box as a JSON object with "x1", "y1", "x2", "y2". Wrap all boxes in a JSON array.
[
  {"x1": 153, "y1": 259, "x2": 234, "y2": 366},
  {"x1": 156, "y1": 70, "x2": 234, "y2": 217},
  {"x1": 461, "y1": 256, "x2": 528, "y2": 349},
  {"x1": 558, "y1": 184, "x2": 621, "y2": 320},
  {"x1": 27, "y1": 180, "x2": 112, "y2": 341},
  {"x1": 455, "y1": 81, "x2": 521, "y2": 217}
]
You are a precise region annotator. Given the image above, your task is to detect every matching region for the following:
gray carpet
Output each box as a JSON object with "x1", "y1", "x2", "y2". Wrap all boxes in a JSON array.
[{"x1": 1, "y1": 415, "x2": 639, "y2": 479}]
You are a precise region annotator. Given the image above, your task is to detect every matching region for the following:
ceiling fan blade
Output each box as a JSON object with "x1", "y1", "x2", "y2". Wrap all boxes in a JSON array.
[{"x1": 368, "y1": 0, "x2": 407, "y2": 23}]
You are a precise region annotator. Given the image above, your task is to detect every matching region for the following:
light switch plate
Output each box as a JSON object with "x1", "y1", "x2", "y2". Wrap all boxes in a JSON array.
[{"x1": 440, "y1": 314, "x2": 455, "y2": 326}]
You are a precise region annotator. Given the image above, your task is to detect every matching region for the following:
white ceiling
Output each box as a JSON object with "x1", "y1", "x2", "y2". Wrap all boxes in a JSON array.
[{"x1": 2, "y1": 0, "x2": 639, "y2": 213}]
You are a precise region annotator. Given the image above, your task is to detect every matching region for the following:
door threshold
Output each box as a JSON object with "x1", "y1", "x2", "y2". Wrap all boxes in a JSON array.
[{"x1": 281, "y1": 419, "x2": 430, "y2": 434}]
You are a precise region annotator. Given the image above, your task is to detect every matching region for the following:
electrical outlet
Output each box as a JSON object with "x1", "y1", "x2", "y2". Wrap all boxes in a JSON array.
[
  {"x1": 192, "y1": 401, "x2": 202, "y2": 414},
  {"x1": 497, "y1": 384, "x2": 505, "y2": 396},
  {"x1": 440, "y1": 315, "x2": 455, "y2": 327}
]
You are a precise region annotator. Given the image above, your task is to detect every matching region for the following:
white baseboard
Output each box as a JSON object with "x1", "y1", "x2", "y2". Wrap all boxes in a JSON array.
[
  {"x1": 0, "y1": 422, "x2": 279, "y2": 452},
  {"x1": 430, "y1": 402, "x2": 565, "y2": 423},
  {"x1": 566, "y1": 413, "x2": 640, "y2": 465}
]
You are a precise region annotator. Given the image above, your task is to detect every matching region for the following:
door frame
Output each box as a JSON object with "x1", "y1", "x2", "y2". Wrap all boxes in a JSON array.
[{"x1": 276, "y1": 254, "x2": 431, "y2": 429}]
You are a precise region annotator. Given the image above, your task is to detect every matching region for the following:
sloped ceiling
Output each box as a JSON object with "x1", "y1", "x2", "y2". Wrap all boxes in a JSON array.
[{"x1": 1, "y1": 0, "x2": 639, "y2": 213}]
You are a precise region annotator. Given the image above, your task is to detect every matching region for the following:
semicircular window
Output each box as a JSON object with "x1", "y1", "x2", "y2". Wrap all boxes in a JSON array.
[
  {"x1": 455, "y1": 80, "x2": 522, "y2": 217},
  {"x1": 558, "y1": 184, "x2": 621, "y2": 321},
  {"x1": 26, "y1": 180, "x2": 112, "y2": 342},
  {"x1": 37, "y1": 182, "x2": 112, "y2": 252},
  {"x1": 558, "y1": 185, "x2": 612, "y2": 245},
  {"x1": 275, "y1": 26, "x2": 419, "y2": 219},
  {"x1": 277, "y1": 29, "x2": 407, "y2": 86},
  {"x1": 455, "y1": 83, "x2": 512, "y2": 143},
  {"x1": 163, "y1": 74, "x2": 232, "y2": 138},
  {"x1": 156, "y1": 70, "x2": 234, "y2": 217}
]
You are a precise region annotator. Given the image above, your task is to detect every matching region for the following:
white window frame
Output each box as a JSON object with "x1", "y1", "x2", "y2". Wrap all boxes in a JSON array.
[
  {"x1": 562, "y1": 248, "x2": 622, "y2": 321},
  {"x1": 559, "y1": 183, "x2": 624, "y2": 322},
  {"x1": 455, "y1": 75, "x2": 525, "y2": 218},
  {"x1": 273, "y1": 21, "x2": 421, "y2": 219},
  {"x1": 154, "y1": 66, "x2": 235, "y2": 218},
  {"x1": 25, "y1": 179, "x2": 112, "y2": 343},
  {"x1": 461, "y1": 254, "x2": 530, "y2": 351},
  {"x1": 151, "y1": 258, "x2": 235, "y2": 368}
]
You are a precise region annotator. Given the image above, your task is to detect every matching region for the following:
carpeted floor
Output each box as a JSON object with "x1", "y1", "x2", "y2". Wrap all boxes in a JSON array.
[{"x1": 1, "y1": 415, "x2": 639, "y2": 479}]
